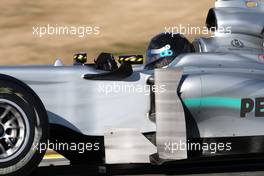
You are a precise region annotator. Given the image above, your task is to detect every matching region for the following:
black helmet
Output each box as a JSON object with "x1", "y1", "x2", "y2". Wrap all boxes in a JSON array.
[{"x1": 145, "y1": 33, "x2": 194, "y2": 69}]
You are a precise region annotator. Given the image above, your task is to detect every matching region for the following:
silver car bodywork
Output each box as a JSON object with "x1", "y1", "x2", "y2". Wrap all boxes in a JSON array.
[
  {"x1": 1, "y1": 0, "x2": 264, "y2": 164},
  {"x1": 0, "y1": 65, "x2": 155, "y2": 136}
]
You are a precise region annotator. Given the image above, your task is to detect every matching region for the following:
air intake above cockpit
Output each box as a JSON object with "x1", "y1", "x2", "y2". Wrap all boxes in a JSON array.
[{"x1": 206, "y1": 0, "x2": 264, "y2": 38}]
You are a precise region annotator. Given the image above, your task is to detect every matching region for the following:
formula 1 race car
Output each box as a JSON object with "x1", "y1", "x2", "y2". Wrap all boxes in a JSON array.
[{"x1": 1, "y1": 0, "x2": 264, "y2": 175}]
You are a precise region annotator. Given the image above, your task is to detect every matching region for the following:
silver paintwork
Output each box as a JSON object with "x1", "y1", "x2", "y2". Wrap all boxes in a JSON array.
[
  {"x1": 170, "y1": 53, "x2": 264, "y2": 137},
  {"x1": 0, "y1": 0, "x2": 262, "y2": 143},
  {"x1": 215, "y1": 0, "x2": 264, "y2": 9},
  {"x1": 0, "y1": 65, "x2": 155, "y2": 136},
  {"x1": 168, "y1": 0, "x2": 264, "y2": 138},
  {"x1": 208, "y1": 0, "x2": 264, "y2": 38},
  {"x1": 193, "y1": 34, "x2": 263, "y2": 54}
]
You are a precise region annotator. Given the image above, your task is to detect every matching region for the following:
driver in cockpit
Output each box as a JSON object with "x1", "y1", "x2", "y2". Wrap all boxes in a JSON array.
[
  {"x1": 73, "y1": 32, "x2": 193, "y2": 71},
  {"x1": 145, "y1": 32, "x2": 194, "y2": 69}
]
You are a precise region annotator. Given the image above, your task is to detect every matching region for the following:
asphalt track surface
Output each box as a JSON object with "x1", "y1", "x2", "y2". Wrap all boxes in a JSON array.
[{"x1": 32, "y1": 157, "x2": 264, "y2": 176}]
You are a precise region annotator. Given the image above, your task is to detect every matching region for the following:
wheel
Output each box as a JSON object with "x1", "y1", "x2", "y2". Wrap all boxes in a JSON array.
[{"x1": 0, "y1": 74, "x2": 49, "y2": 176}]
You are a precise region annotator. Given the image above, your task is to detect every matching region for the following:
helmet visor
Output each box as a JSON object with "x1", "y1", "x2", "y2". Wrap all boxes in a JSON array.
[{"x1": 145, "y1": 44, "x2": 173, "y2": 67}]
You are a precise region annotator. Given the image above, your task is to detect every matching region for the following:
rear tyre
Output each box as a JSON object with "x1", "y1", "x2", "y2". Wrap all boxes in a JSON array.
[{"x1": 0, "y1": 74, "x2": 49, "y2": 176}]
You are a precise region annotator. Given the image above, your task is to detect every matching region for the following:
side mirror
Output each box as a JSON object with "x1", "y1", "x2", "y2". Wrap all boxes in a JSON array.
[
  {"x1": 73, "y1": 52, "x2": 87, "y2": 65},
  {"x1": 118, "y1": 55, "x2": 144, "y2": 64}
]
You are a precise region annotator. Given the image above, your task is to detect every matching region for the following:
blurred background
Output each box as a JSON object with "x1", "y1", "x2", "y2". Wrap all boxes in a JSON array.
[{"x1": 0, "y1": 0, "x2": 213, "y2": 65}]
